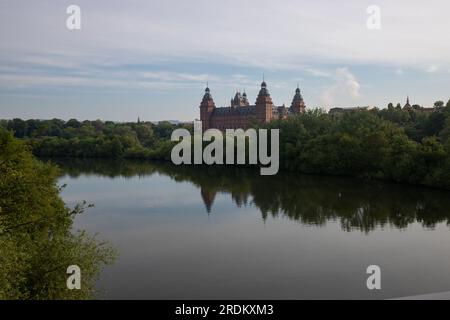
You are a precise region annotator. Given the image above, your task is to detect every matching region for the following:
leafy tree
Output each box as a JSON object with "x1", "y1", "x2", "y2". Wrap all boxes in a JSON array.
[
  {"x1": 0, "y1": 129, "x2": 115, "y2": 299},
  {"x1": 7, "y1": 118, "x2": 26, "y2": 138},
  {"x1": 66, "y1": 119, "x2": 81, "y2": 128},
  {"x1": 434, "y1": 101, "x2": 445, "y2": 108}
]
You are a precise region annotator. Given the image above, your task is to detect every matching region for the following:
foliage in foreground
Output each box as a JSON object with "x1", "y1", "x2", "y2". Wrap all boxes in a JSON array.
[{"x1": 0, "y1": 129, "x2": 116, "y2": 299}]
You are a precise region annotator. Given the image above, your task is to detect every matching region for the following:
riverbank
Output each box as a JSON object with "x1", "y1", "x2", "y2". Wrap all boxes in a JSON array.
[{"x1": 3, "y1": 105, "x2": 450, "y2": 190}]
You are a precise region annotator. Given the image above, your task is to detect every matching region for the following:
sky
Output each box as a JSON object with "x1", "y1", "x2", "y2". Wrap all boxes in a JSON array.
[{"x1": 0, "y1": 0, "x2": 450, "y2": 122}]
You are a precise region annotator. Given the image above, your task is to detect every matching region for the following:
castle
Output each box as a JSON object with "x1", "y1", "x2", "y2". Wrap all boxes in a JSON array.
[{"x1": 200, "y1": 81, "x2": 306, "y2": 130}]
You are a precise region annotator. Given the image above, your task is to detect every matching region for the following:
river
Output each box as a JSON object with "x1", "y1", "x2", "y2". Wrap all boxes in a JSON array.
[{"x1": 53, "y1": 158, "x2": 450, "y2": 299}]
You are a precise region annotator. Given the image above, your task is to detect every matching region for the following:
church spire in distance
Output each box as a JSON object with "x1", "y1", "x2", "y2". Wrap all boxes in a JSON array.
[{"x1": 404, "y1": 95, "x2": 411, "y2": 109}]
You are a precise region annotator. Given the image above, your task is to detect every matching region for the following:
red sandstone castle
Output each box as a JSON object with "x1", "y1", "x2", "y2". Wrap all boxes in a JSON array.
[{"x1": 200, "y1": 81, "x2": 306, "y2": 130}]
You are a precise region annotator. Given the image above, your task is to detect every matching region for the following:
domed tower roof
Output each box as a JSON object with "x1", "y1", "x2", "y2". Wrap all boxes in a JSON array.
[
  {"x1": 258, "y1": 81, "x2": 270, "y2": 97},
  {"x1": 201, "y1": 85, "x2": 214, "y2": 104},
  {"x1": 293, "y1": 86, "x2": 303, "y2": 101},
  {"x1": 290, "y1": 85, "x2": 305, "y2": 113},
  {"x1": 255, "y1": 80, "x2": 273, "y2": 108}
]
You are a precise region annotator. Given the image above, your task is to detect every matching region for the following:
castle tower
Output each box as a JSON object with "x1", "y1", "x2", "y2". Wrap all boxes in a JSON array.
[
  {"x1": 230, "y1": 91, "x2": 250, "y2": 107},
  {"x1": 242, "y1": 91, "x2": 249, "y2": 106},
  {"x1": 231, "y1": 91, "x2": 246, "y2": 108},
  {"x1": 255, "y1": 80, "x2": 273, "y2": 123},
  {"x1": 200, "y1": 85, "x2": 215, "y2": 130},
  {"x1": 291, "y1": 86, "x2": 306, "y2": 113}
]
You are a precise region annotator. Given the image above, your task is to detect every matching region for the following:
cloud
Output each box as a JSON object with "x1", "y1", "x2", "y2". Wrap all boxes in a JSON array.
[
  {"x1": 426, "y1": 65, "x2": 439, "y2": 73},
  {"x1": 141, "y1": 72, "x2": 213, "y2": 82},
  {"x1": 0, "y1": 71, "x2": 210, "y2": 91},
  {"x1": 1, "y1": 0, "x2": 450, "y2": 72},
  {"x1": 320, "y1": 68, "x2": 361, "y2": 106},
  {"x1": 305, "y1": 68, "x2": 333, "y2": 78},
  {"x1": 1, "y1": 0, "x2": 449, "y2": 121},
  {"x1": 0, "y1": 66, "x2": 259, "y2": 94}
]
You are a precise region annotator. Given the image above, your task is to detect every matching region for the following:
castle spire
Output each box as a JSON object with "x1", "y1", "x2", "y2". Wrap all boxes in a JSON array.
[
  {"x1": 260, "y1": 74, "x2": 267, "y2": 89},
  {"x1": 255, "y1": 79, "x2": 273, "y2": 122},
  {"x1": 200, "y1": 85, "x2": 215, "y2": 131},
  {"x1": 291, "y1": 85, "x2": 305, "y2": 114},
  {"x1": 242, "y1": 89, "x2": 249, "y2": 106},
  {"x1": 258, "y1": 79, "x2": 269, "y2": 95},
  {"x1": 203, "y1": 84, "x2": 212, "y2": 100}
]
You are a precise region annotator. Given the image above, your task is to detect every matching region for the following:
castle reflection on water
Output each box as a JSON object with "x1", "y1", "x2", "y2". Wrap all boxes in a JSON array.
[{"x1": 51, "y1": 158, "x2": 450, "y2": 234}]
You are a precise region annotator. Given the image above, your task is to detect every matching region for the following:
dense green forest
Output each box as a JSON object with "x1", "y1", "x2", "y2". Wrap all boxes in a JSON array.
[
  {"x1": 1, "y1": 99, "x2": 450, "y2": 189},
  {"x1": 0, "y1": 119, "x2": 187, "y2": 160},
  {"x1": 268, "y1": 100, "x2": 450, "y2": 189},
  {"x1": 0, "y1": 130, "x2": 115, "y2": 299}
]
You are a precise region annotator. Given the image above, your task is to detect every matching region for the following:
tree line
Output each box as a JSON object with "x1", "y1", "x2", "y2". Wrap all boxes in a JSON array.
[
  {"x1": 0, "y1": 119, "x2": 186, "y2": 160},
  {"x1": 1, "y1": 98, "x2": 450, "y2": 189},
  {"x1": 267, "y1": 99, "x2": 450, "y2": 189}
]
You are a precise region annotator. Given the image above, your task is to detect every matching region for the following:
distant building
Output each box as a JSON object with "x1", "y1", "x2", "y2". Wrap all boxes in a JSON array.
[
  {"x1": 403, "y1": 96, "x2": 439, "y2": 112},
  {"x1": 403, "y1": 96, "x2": 412, "y2": 110},
  {"x1": 422, "y1": 107, "x2": 437, "y2": 113},
  {"x1": 199, "y1": 81, "x2": 306, "y2": 130}
]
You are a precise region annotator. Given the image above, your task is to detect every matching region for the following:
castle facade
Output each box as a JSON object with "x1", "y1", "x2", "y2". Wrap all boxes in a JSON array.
[{"x1": 200, "y1": 81, "x2": 305, "y2": 130}]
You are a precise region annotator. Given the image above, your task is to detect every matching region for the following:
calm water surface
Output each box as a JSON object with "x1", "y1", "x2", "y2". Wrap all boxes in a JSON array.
[{"x1": 55, "y1": 158, "x2": 450, "y2": 299}]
